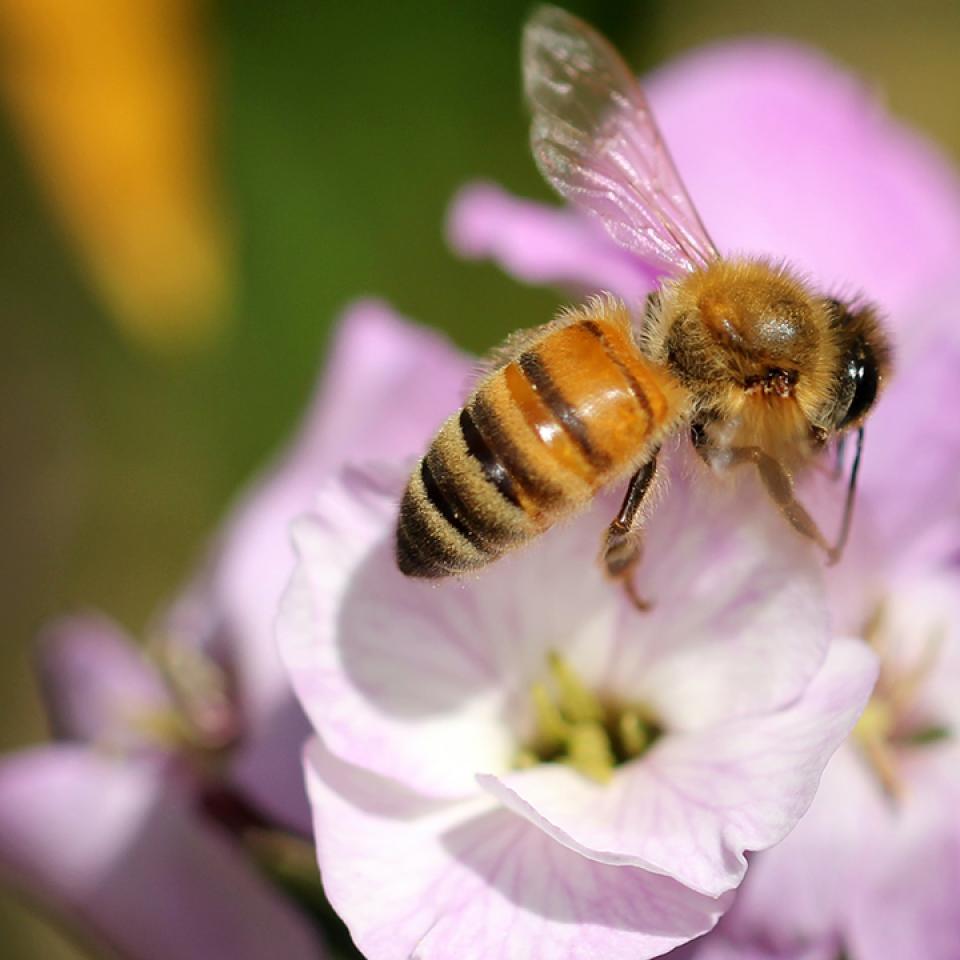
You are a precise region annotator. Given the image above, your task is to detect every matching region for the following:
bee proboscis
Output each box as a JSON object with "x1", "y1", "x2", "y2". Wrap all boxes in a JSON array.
[{"x1": 396, "y1": 6, "x2": 891, "y2": 605}]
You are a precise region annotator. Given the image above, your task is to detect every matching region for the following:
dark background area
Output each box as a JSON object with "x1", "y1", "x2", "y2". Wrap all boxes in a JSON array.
[{"x1": 1, "y1": 1, "x2": 958, "y2": 955}]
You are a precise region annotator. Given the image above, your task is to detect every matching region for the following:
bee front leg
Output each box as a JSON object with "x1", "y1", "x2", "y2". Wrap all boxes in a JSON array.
[
  {"x1": 690, "y1": 423, "x2": 834, "y2": 560},
  {"x1": 601, "y1": 449, "x2": 659, "y2": 611}
]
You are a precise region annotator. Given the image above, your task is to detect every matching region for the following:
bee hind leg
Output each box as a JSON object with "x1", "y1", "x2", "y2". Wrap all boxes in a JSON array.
[{"x1": 601, "y1": 450, "x2": 659, "y2": 611}]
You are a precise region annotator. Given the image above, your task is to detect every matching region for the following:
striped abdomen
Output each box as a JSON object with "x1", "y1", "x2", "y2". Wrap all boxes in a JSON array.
[{"x1": 396, "y1": 300, "x2": 687, "y2": 578}]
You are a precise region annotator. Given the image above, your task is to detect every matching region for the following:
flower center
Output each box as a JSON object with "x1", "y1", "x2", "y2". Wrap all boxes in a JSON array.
[
  {"x1": 853, "y1": 603, "x2": 951, "y2": 799},
  {"x1": 127, "y1": 639, "x2": 240, "y2": 770},
  {"x1": 158, "y1": 641, "x2": 239, "y2": 750},
  {"x1": 514, "y1": 651, "x2": 662, "y2": 784}
]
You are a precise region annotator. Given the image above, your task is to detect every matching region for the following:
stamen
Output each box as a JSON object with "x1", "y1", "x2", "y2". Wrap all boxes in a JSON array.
[
  {"x1": 547, "y1": 650, "x2": 603, "y2": 724},
  {"x1": 567, "y1": 723, "x2": 615, "y2": 784},
  {"x1": 903, "y1": 724, "x2": 952, "y2": 746},
  {"x1": 516, "y1": 651, "x2": 662, "y2": 784},
  {"x1": 854, "y1": 605, "x2": 951, "y2": 800},
  {"x1": 889, "y1": 626, "x2": 944, "y2": 715},
  {"x1": 127, "y1": 705, "x2": 195, "y2": 747},
  {"x1": 619, "y1": 709, "x2": 654, "y2": 757},
  {"x1": 155, "y1": 641, "x2": 239, "y2": 751},
  {"x1": 531, "y1": 681, "x2": 568, "y2": 752},
  {"x1": 108, "y1": 636, "x2": 241, "y2": 769},
  {"x1": 854, "y1": 699, "x2": 894, "y2": 743}
]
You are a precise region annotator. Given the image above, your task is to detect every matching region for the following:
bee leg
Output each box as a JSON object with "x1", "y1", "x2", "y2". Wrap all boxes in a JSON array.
[
  {"x1": 690, "y1": 424, "x2": 835, "y2": 560},
  {"x1": 601, "y1": 450, "x2": 659, "y2": 611},
  {"x1": 741, "y1": 448, "x2": 835, "y2": 557}
]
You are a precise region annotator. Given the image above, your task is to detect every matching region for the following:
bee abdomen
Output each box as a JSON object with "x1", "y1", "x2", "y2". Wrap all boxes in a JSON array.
[
  {"x1": 397, "y1": 301, "x2": 685, "y2": 579},
  {"x1": 396, "y1": 404, "x2": 541, "y2": 578}
]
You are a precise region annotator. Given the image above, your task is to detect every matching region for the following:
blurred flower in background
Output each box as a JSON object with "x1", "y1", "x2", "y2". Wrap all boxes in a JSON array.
[
  {"x1": 0, "y1": 0, "x2": 230, "y2": 348},
  {"x1": 0, "y1": 302, "x2": 469, "y2": 959}
]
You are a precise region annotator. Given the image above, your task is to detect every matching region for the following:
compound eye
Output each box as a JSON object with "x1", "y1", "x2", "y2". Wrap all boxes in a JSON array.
[{"x1": 837, "y1": 338, "x2": 879, "y2": 429}]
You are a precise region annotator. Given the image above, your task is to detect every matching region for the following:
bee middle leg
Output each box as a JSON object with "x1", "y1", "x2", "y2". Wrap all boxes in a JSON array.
[
  {"x1": 601, "y1": 449, "x2": 659, "y2": 611},
  {"x1": 690, "y1": 423, "x2": 834, "y2": 560}
]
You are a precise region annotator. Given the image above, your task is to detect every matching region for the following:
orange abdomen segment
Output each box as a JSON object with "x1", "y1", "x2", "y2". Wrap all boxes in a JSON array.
[
  {"x1": 528, "y1": 317, "x2": 668, "y2": 479},
  {"x1": 496, "y1": 308, "x2": 680, "y2": 503},
  {"x1": 396, "y1": 301, "x2": 687, "y2": 579}
]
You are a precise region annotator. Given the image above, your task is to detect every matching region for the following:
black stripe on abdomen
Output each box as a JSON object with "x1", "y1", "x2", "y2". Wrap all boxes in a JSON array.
[
  {"x1": 517, "y1": 349, "x2": 610, "y2": 471},
  {"x1": 419, "y1": 458, "x2": 490, "y2": 550},
  {"x1": 423, "y1": 444, "x2": 522, "y2": 555},
  {"x1": 396, "y1": 485, "x2": 463, "y2": 578},
  {"x1": 396, "y1": 458, "x2": 495, "y2": 579},
  {"x1": 469, "y1": 393, "x2": 564, "y2": 511},
  {"x1": 579, "y1": 319, "x2": 654, "y2": 424},
  {"x1": 458, "y1": 408, "x2": 520, "y2": 508}
]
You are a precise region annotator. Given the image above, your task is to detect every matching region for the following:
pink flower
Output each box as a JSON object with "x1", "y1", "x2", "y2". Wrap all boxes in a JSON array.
[
  {"x1": 0, "y1": 616, "x2": 324, "y2": 960},
  {"x1": 449, "y1": 33, "x2": 960, "y2": 960},
  {"x1": 163, "y1": 299, "x2": 471, "y2": 830},
  {"x1": 0, "y1": 302, "x2": 471, "y2": 960},
  {"x1": 666, "y1": 279, "x2": 960, "y2": 959},
  {"x1": 279, "y1": 460, "x2": 876, "y2": 959},
  {"x1": 672, "y1": 570, "x2": 960, "y2": 960}
]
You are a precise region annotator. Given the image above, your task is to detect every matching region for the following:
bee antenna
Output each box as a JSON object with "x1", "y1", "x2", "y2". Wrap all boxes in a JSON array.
[{"x1": 827, "y1": 425, "x2": 864, "y2": 565}]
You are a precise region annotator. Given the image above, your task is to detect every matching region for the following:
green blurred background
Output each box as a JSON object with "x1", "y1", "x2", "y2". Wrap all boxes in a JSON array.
[{"x1": 1, "y1": 1, "x2": 958, "y2": 955}]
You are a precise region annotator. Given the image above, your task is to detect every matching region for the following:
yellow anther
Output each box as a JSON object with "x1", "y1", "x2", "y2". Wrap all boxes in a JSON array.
[
  {"x1": 547, "y1": 650, "x2": 603, "y2": 724},
  {"x1": 518, "y1": 652, "x2": 661, "y2": 783},
  {"x1": 619, "y1": 710, "x2": 651, "y2": 758},
  {"x1": 854, "y1": 605, "x2": 951, "y2": 802},
  {"x1": 531, "y1": 681, "x2": 569, "y2": 750},
  {"x1": 127, "y1": 706, "x2": 193, "y2": 748},
  {"x1": 513, "y1": 749, "x2": 539, "y2": 769},
  {"x1": 854, "y1": 699, "x2": 894, "y2": 744},
  {"x1": 149, "y1": 638, "x2": 236, "y2": 750},
  {"x1": 567, "y1": 722, "x2": 615, "y2": 784}
]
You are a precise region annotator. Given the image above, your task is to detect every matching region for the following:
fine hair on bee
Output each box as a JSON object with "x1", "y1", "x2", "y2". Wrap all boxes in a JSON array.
[{"x1": 395, "y1": 6, "x2": 892, "y2": 607}]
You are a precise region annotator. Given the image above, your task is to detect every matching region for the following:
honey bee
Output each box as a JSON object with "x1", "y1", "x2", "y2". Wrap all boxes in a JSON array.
[{"x1": 396, "y1": 6, "x2": 891, "y2": 605}]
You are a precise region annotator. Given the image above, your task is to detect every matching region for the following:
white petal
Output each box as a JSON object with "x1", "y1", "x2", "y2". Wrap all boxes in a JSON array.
[
  {"x1": 598, "y1": 460, "x2": 831, "y2": 730},
  {"x1": 712, "y1": 744, "x2": 886, "y2": 952},
  {"x1": 479, "y1": 640, "x2": 878, "y2": 897},
  {"x1": 305, "y1": 738, "x2": 732, "y2": 960},
  {"x1": 280, "y1": 464, "x2": 630, "y2": 798}
]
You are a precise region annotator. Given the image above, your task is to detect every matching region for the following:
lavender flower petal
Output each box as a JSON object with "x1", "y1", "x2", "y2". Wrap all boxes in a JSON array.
[{"x1": 0, "y1": 746, "x2": 324, "y2": 960}]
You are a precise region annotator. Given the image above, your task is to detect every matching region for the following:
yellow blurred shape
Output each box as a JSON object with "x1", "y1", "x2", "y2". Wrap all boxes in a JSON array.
[{"x1": 0, "y1": 0, "x2": 230, "y2": 349}]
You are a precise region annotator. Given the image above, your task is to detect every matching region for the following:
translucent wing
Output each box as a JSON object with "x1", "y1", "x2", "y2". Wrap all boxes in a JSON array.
[{"x1": 524, "y1": 6, "x2": 719, "y2": 275}]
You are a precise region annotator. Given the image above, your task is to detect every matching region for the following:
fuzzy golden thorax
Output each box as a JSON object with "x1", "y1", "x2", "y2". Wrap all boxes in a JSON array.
[{"x1": 643, "y1": 259, "x2": 854, "y2": 465}]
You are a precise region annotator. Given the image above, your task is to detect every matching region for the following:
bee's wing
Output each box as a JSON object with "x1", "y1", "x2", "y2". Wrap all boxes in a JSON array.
[{"x1": 524, "y1": 6, "x2": 719, "y2": 275}]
